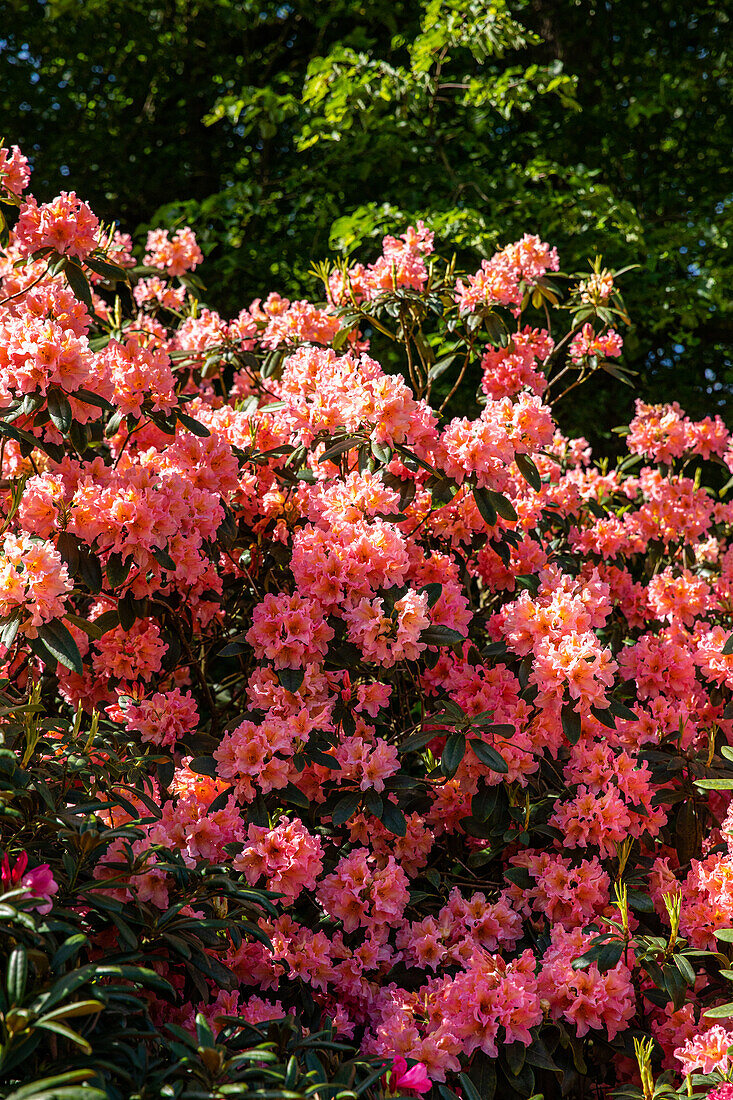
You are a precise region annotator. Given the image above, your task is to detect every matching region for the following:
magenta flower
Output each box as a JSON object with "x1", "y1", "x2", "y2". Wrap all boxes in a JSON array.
[
  {"x1": 1, "y1": 852, "x2": 58, "y2": 915},
  {"x1": 387, "y1": 1056, "x2": 432, "y2": 1096}
]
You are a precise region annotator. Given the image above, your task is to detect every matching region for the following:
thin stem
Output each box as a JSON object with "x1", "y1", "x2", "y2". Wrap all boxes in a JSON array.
[
  {"x1": 439, "y1": 347, "x2": 472, "y2": 414},
  {"x1": 0, "y1": 264, "x2": 50, "y2": 307}
]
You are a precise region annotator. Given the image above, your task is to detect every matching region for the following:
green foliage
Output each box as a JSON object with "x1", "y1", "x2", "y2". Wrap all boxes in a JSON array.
[
  {"x1": 0, "y1": 692, "x2": 375, "y2": 1098},
  {"x1": 0, "y1": 0, "x2": 730, "y2": 440}
]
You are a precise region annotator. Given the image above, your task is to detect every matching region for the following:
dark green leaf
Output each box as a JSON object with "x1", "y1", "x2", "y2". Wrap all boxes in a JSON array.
[
  {"x1": 6, "y1": 946, "x2": 27, "y2": 1004},
  {"x1": 47, "y1": 388, "x2": 73, "y2": 434},
  {"x1": 64, "y1": 261, "x2": 93, "y2": 307},
  {"x1": 35, "y1": 619, "x2": 83, "y2": 674},
  {"x1": 106, "y1": 552, "x2": 132, "y2": 589},
  {"x1": 473, "y1": 486, "x2": 497, "y2": 526},
  {"x1": 379, "y1": 800, "x2": 407, "y2": 837},
  {"x1": 420, "y1": 625, "x2": 465, "y2": 646},
  {"x1": 277, "y1": 668, "x2": 304, "y2": 693},
  {"x1": 469, "y1": 739, "x2": 509, "y2": 773},
  {"x1": 176, "y1": 410, "x2": 210, "y2": 437},
  {"x1": 441, "y1": 733, "x2": 466, "y2": 779},
  {"x1": 189, "y1": 756, "x2": 217, "y2": 778},
  {"x1": 332, "y1": 792, "x2": 362, "y2": 826},
  {"x1": 515, "y1": 452, "x2": 541, "y2": 491}
]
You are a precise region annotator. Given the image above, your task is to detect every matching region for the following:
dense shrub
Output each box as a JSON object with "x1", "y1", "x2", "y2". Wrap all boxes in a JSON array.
[{"x1": 2, "y1": 141, "x2": 733, "y2": 1100}]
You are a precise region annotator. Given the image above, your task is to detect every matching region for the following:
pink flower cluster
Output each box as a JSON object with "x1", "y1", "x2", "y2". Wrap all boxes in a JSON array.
[
  {"x1": 234, "y1": 816, "x2": 324, "y2": 902},
  {"x1": 5, "y1": 151, "x2": 733, "y2": 1096},
  {"x1": 15, "y1": 191, "x2": 100, "y2": 260},
  {"x1": 627, "y1": 398, "x2": 729, "y2": 463},
  {"x1": 0, "y1": 145, "x2": 30, "y2": 197},
  {"x1": 568, "y1": 322, "x2": 623, "y2": 364},
  {"x1": 455, "y1": 234, "x2": 559, "y2": 313},
  {"x1": 328, "y1": 221, "x2": 435, "y2": 305},
  {"x1": 481, "y1": 326, "x2": 553, "y2": 399},
  {"x1": 144, "y1": 227, "x2": 203, "y2": 276},
  {"x1": 120, "y1": 687, "x2": 199, "y2": 747},
  {"x1": 0, "y1": 533, "x2": 70, "y2": 637}
]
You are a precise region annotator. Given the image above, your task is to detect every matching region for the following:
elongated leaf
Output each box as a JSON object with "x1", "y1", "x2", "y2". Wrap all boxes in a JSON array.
[
  {"x1": 47, "y1": 388, "x2": 72, "y2": 434},
  {"x1": 703, "y1": 1002, "x2": 733, "y2": 1018},
  {"x1": 63, "y1": 613, "x2": 105, "y2": 641},
  {"x1": 4, "y1": 1073, "x2": 106, "y2": 1100},
  {"x1": 515, "y1": 452, "x2": 541, "y2": 491},
  {"x1": 561, "y1": 704, "x2": 581, "y2": 744},
  {"x1": 280, "y1": 782, "x2": 310, "y2": 809},
  {"x1": 36, "y1": 619, "x2": 83, "y2": 674},
  {"x1": 607, "y1": 697, "x2": 638, "y2": 721},
  {"x1": 39, "y1": 999, "x2": 102, "y2": 1022},
  {"x1": 428, "y1": 353, "x2": 458, "y2": 381},
  {"x1": 595, "y1": 941, "x2": 625, "y2": 971},
  {"x1": 673, "y1": 953, "x2": 696, "y2": 985},
  {"x1": 51, "y1": 935, "x2": 88, "y2": 972},
  {"x1": 399, "y1": 729, "x2": 438, "y2": 754},
  {"x1": 106, "y1": 552, "x2": 132, "y2": 589},
  {"x1": 441, "y1": 733, "x2": 466, "y2": 779},
  {"x1": 152, "y1": 546, "x2": 176, "y2": 571},
  {"x1": 332, "y1": 792, "x2": 362, "y2": 826},
  {"x1": 7, "y1": 945, "x2": 27, "y2": 1004},
  {"x1": 34, "y1": 1019, "x2": 92, "y2": 1053},
  {"x1": 0, "y1": 614, "x2": 20, "y2": 648},
  {"x1": 84, "y1": 255, "x2": 128, "y2": 281},
  {"x1": 590, "y1": 705, "x2": 618, "y2": 730},
  {"x1": 318, "y1": 435, "x2": 363, "y2": 464},
  {"x1": 64, "y1": 261, "x2": 93, "y2": 308},
  {"x1": 277, "y1": 667, "x2": 304, "y2": 693},
  {"x1": 484, "y1": 489, "x2": 518, "y2": 521},
  {"x1": 473, "y1": 486, "x2": 497, "y2": 526},
  {"x1": 469, "y1": 739, "x2": 508, "y2": 773},
  {"x1": 379, "y1": 800, "x2": 407, "y2": 837},
  {"x1": 420, "y1": 625, "x2": 465, "y2": 646},
  {"x1": 371, "y1": 440, "x2": 392, "y2": 464},
  {"x1": 176, "y1": 410, "x2": 210, "y2": 437},
  {"x1": 189, "y1": 756, "x2": 217, "y2": 778}
]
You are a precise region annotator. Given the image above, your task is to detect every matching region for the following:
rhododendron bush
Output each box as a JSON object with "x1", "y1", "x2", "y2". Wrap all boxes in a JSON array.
[{"x1": 4, "y1": 141, "x2": 733, "y2": 1100}]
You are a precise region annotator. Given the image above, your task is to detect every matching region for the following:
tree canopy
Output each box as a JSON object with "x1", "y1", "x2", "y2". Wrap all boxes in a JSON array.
[{"x1": 1, "y1": 0, "x2": 731, "y2": 438}]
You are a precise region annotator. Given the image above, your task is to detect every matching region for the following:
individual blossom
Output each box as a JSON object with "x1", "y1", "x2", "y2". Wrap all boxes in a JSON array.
[
  {"x1": 1, "y1": 851, "x2": 58, "y2": 914},
  {"x1": 675, "y1": 1024, "x2": 733, "y2": 1076},
  {"x1": 385, "y1": 1056, "x2": 432, "y2": 1096}
]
